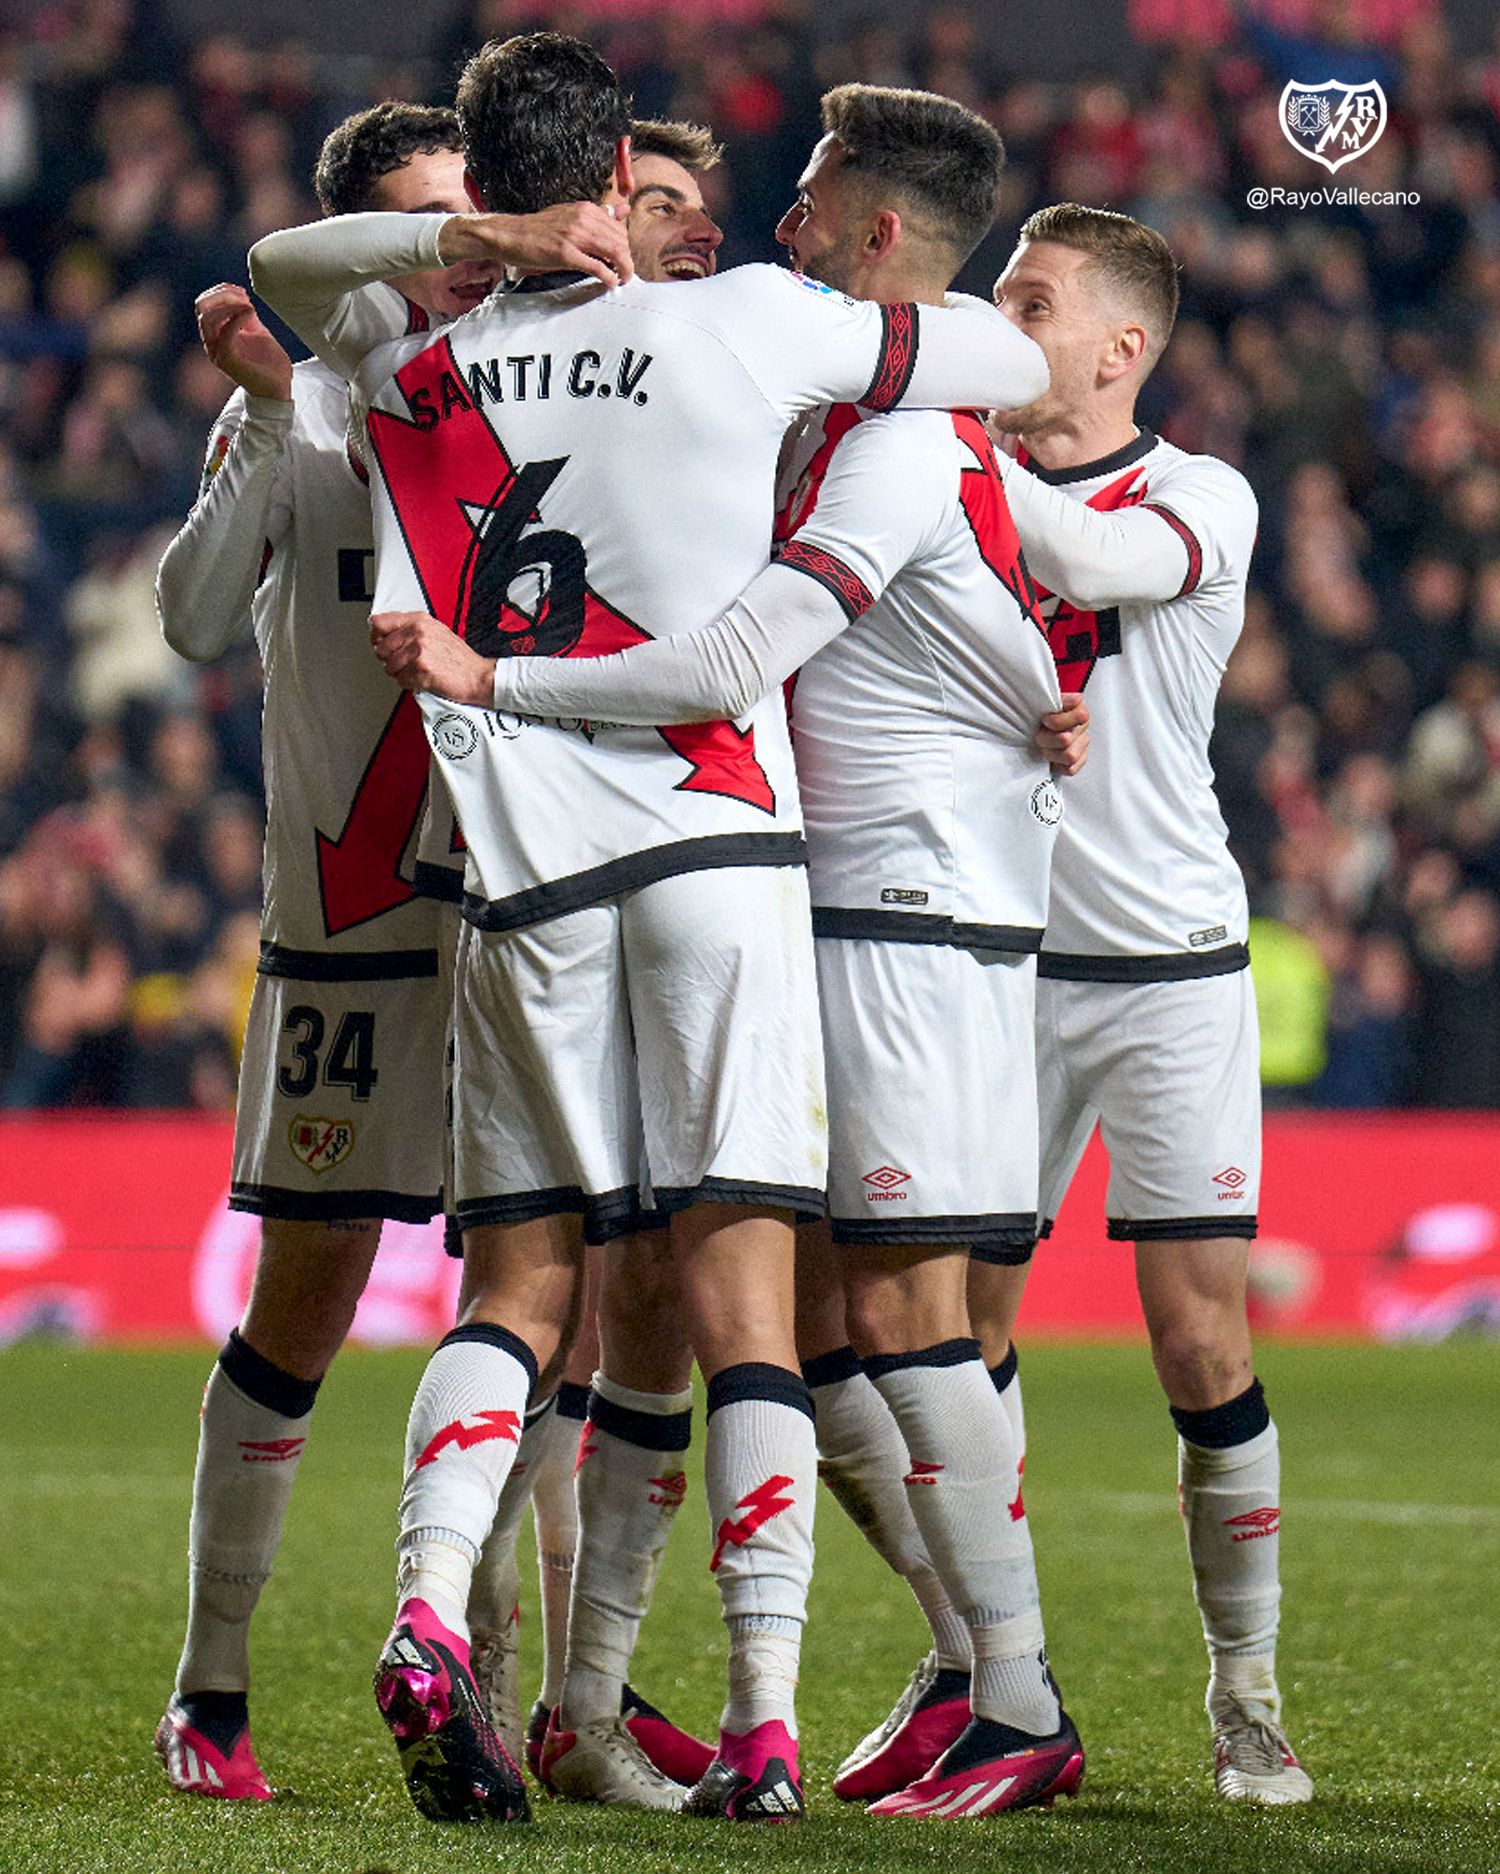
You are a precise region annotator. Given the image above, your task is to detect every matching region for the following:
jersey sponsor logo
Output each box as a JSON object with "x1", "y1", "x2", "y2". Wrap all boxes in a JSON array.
[
  {"x1": 413, "y1": 1408, "x2": 522, "y2": 1471},
  {"x1": 1025, "y1": 459, "x2": 1149, "y2": 690},
  {"x1": 710, "y1": 1475, "x2": 797, "y2": 1571},
  {"x1": 1029, "y1": 779, "x2": 1063, "y2": 827},
  {"x1": 903, "y1": 1459, "x2": 944, "y2": 1487},
  {"x1": 430, "y1": 711, "x2": 479, "y2": 762},
  {"x1": 367, "y1": 337, "x2": 776, "y2": 815},
  {"x1": 1224, "y1": 1505, "x2": 1280, "y2": 1542},
  {"x1": 1280, "y1": 79, "x2": 1386, "y2": 174},
  {"x1": 314, "y1": 694, "x2": 429, "y2": 937},
  {"x1": 881, "y1": 887, "x2": 929, "y2": 906},
  {"x1": 1191, "y1": 925, "x2": 1228, "y2": 948},
  {"x1": 287, "y1": 1115, "x2": 355, "y2": 1173},
  {"x1": 648, "y1": 1469, "x2": 688, "y2": 1508}
]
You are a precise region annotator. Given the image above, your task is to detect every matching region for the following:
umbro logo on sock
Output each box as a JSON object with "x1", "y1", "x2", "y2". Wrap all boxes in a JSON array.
[
  {"x1": 1224, "y1": 1506, "x2": 1280, "y2": 1541},
  {"x1": 648, "y1": 1470, "x2": 687, "y2": 1508},
  {"x1": 237, "y1": 1437, "x2": 306, "y2": 1464},
  {"x1": 903, "y1": 1460, "x2": 944, "y2": 1487}
]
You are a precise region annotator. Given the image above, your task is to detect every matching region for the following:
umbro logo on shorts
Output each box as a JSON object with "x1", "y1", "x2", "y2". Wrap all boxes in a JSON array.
[
  {"x1": 862, "y1": 1165, "x2": 911, "y2": 1191},
  {"x1": 1212, "y1": 1166, "x2": 1248, "y2": 1194}
]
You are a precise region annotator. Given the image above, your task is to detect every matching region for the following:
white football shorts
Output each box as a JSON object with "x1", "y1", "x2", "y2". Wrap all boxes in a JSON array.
[
  {"x1": 818, "y1": 936, "x2": 1040, "y2": 1256},
  {"x1": 231, "y1": 940, "x2": 450, "y2": 1223},
  {"x1": 1032, "y1": 968, "x2": 1261, "y2": 1250},
  {"x1": 451, "y1": 863, "x2": 826, "y2": 1243}
]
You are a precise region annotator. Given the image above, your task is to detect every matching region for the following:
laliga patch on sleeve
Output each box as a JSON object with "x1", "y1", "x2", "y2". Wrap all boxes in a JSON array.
[{"x1": 790, "y1": 271, "x2": 857, "y2": 308}]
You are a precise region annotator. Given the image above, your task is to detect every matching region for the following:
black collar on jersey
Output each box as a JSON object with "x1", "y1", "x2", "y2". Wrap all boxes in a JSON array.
[
  {"x1": 508, "y1": 269, "x2": 595, "y2": 294},
  {"x1": 1026, "y1": 427, "x2": 1159, "y2": 486}
]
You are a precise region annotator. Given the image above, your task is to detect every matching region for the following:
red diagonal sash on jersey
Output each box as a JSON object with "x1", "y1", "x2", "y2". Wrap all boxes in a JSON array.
[
  {"x1": 952, "y1": 411, "x2": 1046, "y2": 636},
  {"x1": 1017, "y1": 453, "x2": 1148, "y2": 692},
  {"x1": 366, "y1": 338, "x2": 774, "y2": 815},
  {"x1": 315, "y1": 692, "x2": 429, "y2": 937}
]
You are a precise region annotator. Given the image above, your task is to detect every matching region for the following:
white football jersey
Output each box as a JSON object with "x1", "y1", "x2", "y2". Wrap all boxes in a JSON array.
[
  {"x1": 205, "y1": 357, "x2": 443, "y2": 959},
  {"x1": 1014, "y1": 430, "x2": 1256, "y2": 977},
  {"x1": 778, "y1": 403, "x2": 1062, "y2": 949},
  {"x1": 351, "y1": 263, "x2": 1048, "y2": 931}
]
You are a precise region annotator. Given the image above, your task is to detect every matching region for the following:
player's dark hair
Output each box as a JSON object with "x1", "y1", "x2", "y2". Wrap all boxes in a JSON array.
[
  {"x1": 819, "y1": 83, "x2": 1004, "y2": 268},
  {"x1": 1019, "y1": 202, "x2": 1180, "y2": 356},
  {"x1": 629, "y1": 118, "x2": 723, "y2": 173},
  {"x1": 314, "y1": 102, "x2": 462, "y2": 217},
  {"x1": 456, "y1": 32, "x2": 630, "y2": 215}
]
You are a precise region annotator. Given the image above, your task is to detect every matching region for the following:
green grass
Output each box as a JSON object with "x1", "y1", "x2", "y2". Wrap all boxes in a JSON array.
[{"x1": 2, "y1": 1342, "x2": 1496, "y2": 1874}]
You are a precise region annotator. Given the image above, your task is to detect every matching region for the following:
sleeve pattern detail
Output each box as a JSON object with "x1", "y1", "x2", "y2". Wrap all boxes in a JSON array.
[
  {"x1": 860, "y1": 302, "x2": 919, "y2": 412},
  {"x1": 1142, "y1": 502, "x2": 1204, "y2": 598},
  {"x1": 775, "y1": 539, "x2": 875, "y2": 622}
]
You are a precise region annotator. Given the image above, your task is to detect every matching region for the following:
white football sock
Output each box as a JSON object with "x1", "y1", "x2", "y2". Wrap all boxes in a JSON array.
[
  {"x1": 468, "y1": 1394, "x2": 556, "y2": 1640},
  {"x1": 396, "y1": 1324, "x2": 534, "y2": 1639},
  {"x1": 805, "y1": 1345, "x2": 970, "y2": 1670},
  {"x1": 869, "y1": 1339, "x2": 1058, "y2": 1736},
  {"x1": 176, "y1": 1332, "x2": 319, "y2": 1695},
  {"x1": 532, "y1": 1380, "x2": 588, "y2": 1706},
  {"x1": 1174, "y1": 1381, "x2": 1283, "y2": 1721},
  {"x1": 704, "y1": 1364, "x2": 817, "y2": 1737},
  {"x1": 561, "y1": 1373, "x2": 693, "y2": 1728},
  {"x1": 991, "y1": 1343, "x2": 1027, "y2": 1518}
]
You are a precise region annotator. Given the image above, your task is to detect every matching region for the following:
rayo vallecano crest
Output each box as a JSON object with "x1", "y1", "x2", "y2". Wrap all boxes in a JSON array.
[{"x1": 1280, "y1": 80, "x2": 1387, "y2": 174}]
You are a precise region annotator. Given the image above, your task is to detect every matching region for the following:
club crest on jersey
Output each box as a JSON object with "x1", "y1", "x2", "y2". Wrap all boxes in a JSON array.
[
  {"x1": 430, "y1": 711, "x2": 479, "y2": 762},
  {"x1": 1279, "y1": 80, "x2": 1387, "y2": 173},
  {"x1": 1029, "y1": 779, "x2": 1063, "y2": 827},
  {"x1": 288, "y1": 1116, "x2": 355, "y2": 1173}
]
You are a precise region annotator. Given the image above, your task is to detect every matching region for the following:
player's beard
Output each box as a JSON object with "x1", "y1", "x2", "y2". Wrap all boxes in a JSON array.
[{"x1": 796, "y1": 227, "x2": 865, "y2": 296}]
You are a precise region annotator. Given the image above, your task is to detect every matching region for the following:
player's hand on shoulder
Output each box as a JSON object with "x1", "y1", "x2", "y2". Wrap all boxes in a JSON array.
[
  {"x1": 371, "y1": 610, "x2": 496, "y2": 708},
  {"x1": 195, "y1": 284, "x2": 293, "y2": 401},
  {"x1": 438, "y1": 202, "x2": 634, "y2": 289},
  {"x1": 1037, "y1": 691, "x2": 1090, "y2": 777}
]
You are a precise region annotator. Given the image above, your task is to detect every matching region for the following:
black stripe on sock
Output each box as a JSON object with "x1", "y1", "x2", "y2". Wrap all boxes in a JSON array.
[
  {"x1": 705, "y1": 1361, "x2": 814, "y2": 1422},
  {"x1": 219, "y1": 1328, "x2": 319, "y2": 1420},
  {"x1": 438, "y1": 1322, "x2": 539, "y2": 1398},
  {"x1": 587, "y1": 1388, "x2": 692, "y2": 1452},
  {"x1": 1171, "y1": 1376, "x2": 1270, "y2": 1449},
  {"x1": 554, "y1": 1380, "x2": 591, "y2": 1421},
  {"x1": 989, "y1": 1343, "x2": 1019, "y2": 1394},
  {"x1": 801, "y1": 1344, "x2": 863, "y2": 1389},
  {"x1": 863, "y1": 1337, "x2": 981, "y2": 1383}
]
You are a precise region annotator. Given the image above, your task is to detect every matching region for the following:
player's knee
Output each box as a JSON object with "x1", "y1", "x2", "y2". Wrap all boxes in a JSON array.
[{"x1": 1149, "y1": 1316, "x2": 1251, "y2": 1409}]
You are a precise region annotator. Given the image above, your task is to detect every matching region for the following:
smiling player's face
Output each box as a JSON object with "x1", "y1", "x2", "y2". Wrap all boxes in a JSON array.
[
  {"x1": 626, "y1": 153, "x2": 724, "y2": 282},
  {"x1": 373, "y1": 148, "x2": 500, "y2": 320}
]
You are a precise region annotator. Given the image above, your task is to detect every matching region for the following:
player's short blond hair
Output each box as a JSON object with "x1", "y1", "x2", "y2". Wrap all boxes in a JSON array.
[{"x1": 1019, "y1": 203, "x2": 1179, "y2": 357}]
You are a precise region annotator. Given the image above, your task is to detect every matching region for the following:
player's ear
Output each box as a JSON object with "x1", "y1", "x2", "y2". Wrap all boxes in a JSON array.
[
  {"x1": 463, "y1": 167, "x2": 485, "y2": 213},
  {"x1": 613, "y1": 136, "x2": 634, "y2": 206},
  {"x1": 866, "y1": 207, "x2": 902, "y2": 261},
  {"x1": 1102, "y1": 320, "x2": 1149, "y2": 382}
]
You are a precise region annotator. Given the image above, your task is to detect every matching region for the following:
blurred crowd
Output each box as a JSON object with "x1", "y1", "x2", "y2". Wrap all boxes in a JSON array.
[{"x1": 1, "y1": 0, "x2": 1499, "y2": 1108}]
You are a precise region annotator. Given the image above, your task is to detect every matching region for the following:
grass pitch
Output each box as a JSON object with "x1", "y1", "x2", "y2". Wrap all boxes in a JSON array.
[{"x1": 2, "y1": 1340, "x2": 1496, "y2": 1874}]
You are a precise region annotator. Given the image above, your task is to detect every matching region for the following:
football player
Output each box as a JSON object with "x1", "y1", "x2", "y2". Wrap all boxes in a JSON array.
[{"x1": 249, "y1": 29, "x2": 1048, "y2": 1824}]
